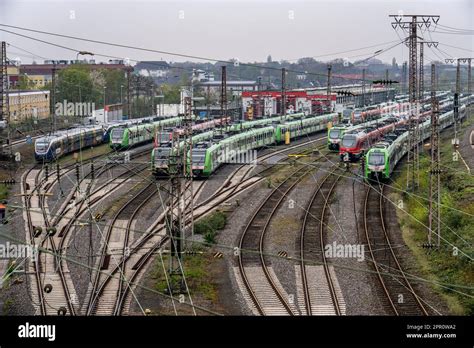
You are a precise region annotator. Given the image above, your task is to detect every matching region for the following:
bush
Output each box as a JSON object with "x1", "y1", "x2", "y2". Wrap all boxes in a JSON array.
[{"x1": 194, "y1": 211, "x2": 227, "y2": 244}]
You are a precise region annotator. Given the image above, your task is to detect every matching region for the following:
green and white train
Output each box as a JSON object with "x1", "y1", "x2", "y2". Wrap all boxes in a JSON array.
[
  {"x1": 188, "y1": 112, "x2": 339, "y2": 177},
  {"x1": 364, "y1": 104, "x2": 468, "y2": 181},
  {"x1": 151, "y1": 130, "x2": 217, "y2": 177},
  {"x1": 228, "y1": 113, "x2": 305, "y2": 133},
  {"x1": 110, "y1": 116, "x2": 183, "y2": 149}
]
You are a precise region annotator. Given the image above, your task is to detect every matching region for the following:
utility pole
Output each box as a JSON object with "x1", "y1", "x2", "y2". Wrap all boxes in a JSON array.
[
  {"x1": 167, "y1": 127, "x2": 184, "y2": 294},
  {"x1": 281, "y1": 67, "x2": 286, "y2": 119},
  {"x1": 390, "y1": 14, "x2": 440, "y2": 191},
  {"x1": 401, "y1": 61, "x2": 408, "y2": 94},
  {"x1": 182, "y1": 96, "x2": 194, "y2": 242},
  {"x1": 446, "y1": 57, "x2": 474, "y2": 141},
  {"x1": 0, "y1": 41, "x2": 11, "y2": 158},
  {"x1": 468, "y1": 58, "x2": 472, "y2": 95},
  {"x1": 220, "y1": 66, "x2": 227, "y2": 125},
  {"x1": 362, "y1": 69, "x2": 366, "y2": 106},
  {"x1": 327, "y1": 64, "x2": 332, "y2": 112},
  {"x1": 165, "y1": 94, "x2": 194, "y2": 295},
  {"x1": 428, "y1": 63, "x2": 441, "y2": 248},
  {"x1": 418, "y1": 40, "x2": 439, "y2": 102},
  {"x1": 51, "y1": 63, "x2": 57, "y2": 134},
  {"x1": 126, "y1": 68, "x2": 132, "y2": 118},
  {"x1": 385, "y1": 69, "x2": 389, "y2": 101}
]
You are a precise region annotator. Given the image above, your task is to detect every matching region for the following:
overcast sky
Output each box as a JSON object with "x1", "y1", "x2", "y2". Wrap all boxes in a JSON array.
[{"x1": 0, "y1": 0, "x2": 472, "y2": 66}]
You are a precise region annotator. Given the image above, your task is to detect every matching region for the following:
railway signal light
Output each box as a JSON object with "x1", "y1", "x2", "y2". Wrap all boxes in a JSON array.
[
  {"x1": 372, "y1": 80, "x2": 399, "y2": 85},
  {"x1": 1, "y1": 179, "x2": 16, "y2": 185},
  {"x1": 336, "y1": 90, "x2": 355, "y2": 97},
  {"x1": 422, "y1": 243, "x2": 436, "y2": 249}
]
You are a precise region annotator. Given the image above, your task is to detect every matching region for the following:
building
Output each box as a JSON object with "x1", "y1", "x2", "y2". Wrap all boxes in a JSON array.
[
  {"x1": 6, "y1": 65, "x2": 19, "y2": 88},
  {"x1": 8, "y1": 90, "x2": 50, "y2": 123},
  {"x1": 92, "y1": 104, "x2": 123, "y2": 123},
  {"x1": 241, "y1": 90, "x2": 336, "y2": 119},
  {"x1": 196, "y1": 80, "x2": 258, "y2": 96},
  {"x1": 135, "y1": 61, "x2": 170, "y2": 78}
]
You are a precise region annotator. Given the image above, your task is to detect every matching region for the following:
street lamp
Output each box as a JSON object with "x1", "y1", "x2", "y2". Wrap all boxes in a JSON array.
[{"x1": 120, "y1": 85, "x2": 124, "y2": 105}]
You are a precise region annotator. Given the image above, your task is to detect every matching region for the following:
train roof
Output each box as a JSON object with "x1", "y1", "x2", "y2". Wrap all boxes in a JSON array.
[{"x1": 36, "y1": 125, "x2": 104, "y2": 143}]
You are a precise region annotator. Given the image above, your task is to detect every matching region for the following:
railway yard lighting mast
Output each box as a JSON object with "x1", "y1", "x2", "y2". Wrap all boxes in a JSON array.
[{"x1": 390, "y1": 13, "x2": 440, "y2": 191}]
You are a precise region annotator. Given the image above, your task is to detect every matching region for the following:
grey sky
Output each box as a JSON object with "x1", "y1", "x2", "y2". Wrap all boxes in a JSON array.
[{"x1": 0, "y1": 0, "x2": 472, "y2": 65}]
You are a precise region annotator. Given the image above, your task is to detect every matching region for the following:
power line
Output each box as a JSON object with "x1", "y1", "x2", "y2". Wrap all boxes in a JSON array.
[{"x1": 0, "y1": 23, "x2": 389, "y2": 83}]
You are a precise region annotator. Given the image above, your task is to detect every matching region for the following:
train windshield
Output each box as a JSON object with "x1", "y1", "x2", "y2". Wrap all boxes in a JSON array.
[
  {"x1": 368, "y1": 152, "x2": 385, "y2": 166},
  {"x1": 35, "y1": 141, "x2": 49, "y2": 152},
  {"x1": 111, "y1": 128, "x2": 125, "y2": 140},
  {"x1": 329, "y1": 129, "x2": 340, "y2": 139},
  {"x1": 192, "y1": 150, "x2": 207, "y2": 165},
  {"x1": 156, "y1": 132, "x2": 172, "y2": 143},
  {"x1": 342, "y1": 135, "x2": 357, "y2": 148},
  {"x1": 154, "y1": 147, "x2": 171, "y2": 164}
]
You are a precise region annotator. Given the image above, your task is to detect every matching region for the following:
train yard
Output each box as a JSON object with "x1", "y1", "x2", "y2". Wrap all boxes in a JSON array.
[{"x1": 0, "y1": 93, "x2": 471, "y2": 319}]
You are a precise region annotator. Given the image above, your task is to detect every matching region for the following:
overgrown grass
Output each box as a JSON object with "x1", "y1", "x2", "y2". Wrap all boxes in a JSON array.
[
  {"x1": 194, "y1": 210, "x2": 227, "y2": 244},
  {"x1": 0, "y1": 184, "x2": 9, "y2": 201},
  {"x1": 393, "y1": 116, "x2": 474, "y2": 315},
  {"x1": 153, "y1": 253, "x2": 218, "y2": 303}
]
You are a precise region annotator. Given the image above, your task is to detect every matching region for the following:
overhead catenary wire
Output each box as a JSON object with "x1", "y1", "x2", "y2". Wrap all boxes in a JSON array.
[{"x1": 0, "y1": 23, "x2": 394, "y2": 84}]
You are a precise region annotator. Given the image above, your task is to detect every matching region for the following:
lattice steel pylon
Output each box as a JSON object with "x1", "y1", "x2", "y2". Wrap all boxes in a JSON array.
[
  {"x1": 281, "y1": 67, "x2": 286, "y2": 119},
  {"x1": 165, "y1": 95, "x2": 194, "y2": 293},
  {"x1": 401, "y1": 62, "x2": 407, "y2": 93},
  {"x1": 428, "y1": 63, "x2": 440, "y2": 248},
  {"x1": 390, "y1": 14, "x2": 440, "y2": 191},
  {"x1": 327, "y1": 64, "x2": 332, "y2": 112},
  {"x1": 362, "y1": 69, "x2": 366, "y2": 106},
  {"x1": 0, "y1": 41, "x2": 12, "y2": 157},
  {"x1": 221, "y1": 66, "x2": 227, "y2": 125},
  {"x1": 468, "y1": 58, "x2": 472, "y2": 95},
  {"x1": 182, "y1": 95, "x2": 194, "y2": 244}
]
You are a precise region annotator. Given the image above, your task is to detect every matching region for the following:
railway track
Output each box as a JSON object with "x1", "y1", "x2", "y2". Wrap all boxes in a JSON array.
[
  {"x1": 21, "y1": 147, "x2": 153, "y2": 315},
  {"x1": 237, "y1": 154, "x2": 331, "y2": 316},
  {"x1": 22, "y1": 166, "x2": 79, "y2": 315},
  {"x1": 298, "y1": 167, "x2": 346, "y2": 316},
  {"x1": 85, "y1": 181, "x2": 206, "y2": 315},
  {"x1": 86, "y1": 181, "x2": 157, "y2": 315},
  {"x1": 363, "y1": 184, "x2": 429, "y2": 316}
]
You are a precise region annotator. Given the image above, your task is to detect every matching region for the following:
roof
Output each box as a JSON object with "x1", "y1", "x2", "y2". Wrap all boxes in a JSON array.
[
  {"x1": 197, "y1": 81, "x2": 257, "y2": 87},
  {"x1": 135, "y1": 61, "x2": 170, "y2": 70},
  {"x1": 7, "y1": 90, "x2": 50, "y2": 96}
]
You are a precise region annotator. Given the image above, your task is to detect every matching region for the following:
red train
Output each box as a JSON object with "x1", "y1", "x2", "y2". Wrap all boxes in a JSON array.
[{"x1": 339, "y1": 117, "x2": 408, "y2": 161}]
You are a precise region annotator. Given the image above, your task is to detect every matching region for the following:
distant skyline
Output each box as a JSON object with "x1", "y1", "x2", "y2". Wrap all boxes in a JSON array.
[{"x1": 0, "y1": 0, "x2": 472, "y2": 67}]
